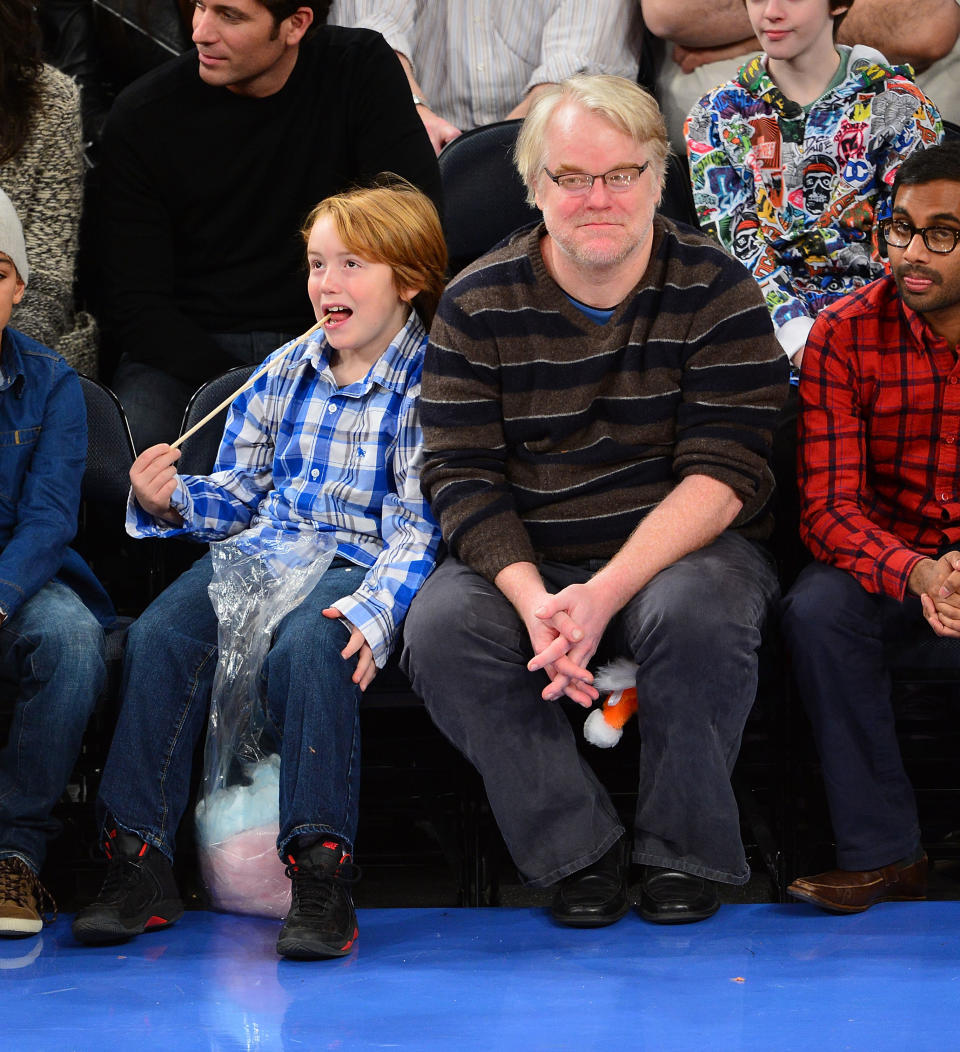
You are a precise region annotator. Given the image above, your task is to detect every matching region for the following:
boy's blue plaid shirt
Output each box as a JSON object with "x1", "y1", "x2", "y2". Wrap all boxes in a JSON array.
[{"x1": 127, "y1": 314, "x2": 441, "y2": 667}]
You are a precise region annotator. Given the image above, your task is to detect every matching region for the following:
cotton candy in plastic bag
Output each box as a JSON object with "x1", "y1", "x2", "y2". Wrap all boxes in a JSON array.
[{"x1": 195, "y1": 528, "x2": 335, "y2": 917}]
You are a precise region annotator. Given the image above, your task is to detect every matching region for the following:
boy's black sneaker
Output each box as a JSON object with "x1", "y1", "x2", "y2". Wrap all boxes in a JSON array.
[
  {"x1": 277, "y1": 839, "x2": 360, "y2": 960},
  {"x1": 72, "y1": 829, "x2": 183, "y2": 945}
]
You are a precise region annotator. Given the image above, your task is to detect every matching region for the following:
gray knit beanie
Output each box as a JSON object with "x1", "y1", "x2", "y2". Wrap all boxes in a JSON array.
[{"x1": 0, "y1": 188, "x2": 29, "y2": 286}]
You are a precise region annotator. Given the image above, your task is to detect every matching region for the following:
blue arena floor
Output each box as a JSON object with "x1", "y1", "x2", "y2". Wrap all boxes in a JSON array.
[{"x1": 3, "y1": 903, "x2": 959, "y2": 1051}]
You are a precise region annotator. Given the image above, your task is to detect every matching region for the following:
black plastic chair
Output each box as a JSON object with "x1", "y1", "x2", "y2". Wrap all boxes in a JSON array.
[
  {"x1": 437, "y1": 119, "x2": 542, "y2": 276},
  {"x1": 78, "y1": 374, "x2": 136, "y2": 509},
  {"x1": 660, "y1": 151, "x2": 700, "y2": 230},
  {"x1": 176, "y1": 364, "x2": 256, "y2": 477},
  {"x1": 75, "y1": 373, "x2": 164, "y2": 619},
  {"x1": 54, "y1": 377, "x2": 141, "y2": 829}
]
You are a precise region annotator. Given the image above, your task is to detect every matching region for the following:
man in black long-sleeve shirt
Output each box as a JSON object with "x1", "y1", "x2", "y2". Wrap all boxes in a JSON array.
[{"x1": 97, "y1": 0, "x2": 440, "y2": 450}]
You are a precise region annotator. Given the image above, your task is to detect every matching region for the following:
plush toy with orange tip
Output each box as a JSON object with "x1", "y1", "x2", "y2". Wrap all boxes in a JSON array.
[{"x1": 583, "y1": 657, "x2": 639, "y2": 747}]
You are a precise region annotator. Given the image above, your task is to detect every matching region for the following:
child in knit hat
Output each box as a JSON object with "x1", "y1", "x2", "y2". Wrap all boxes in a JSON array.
[
  {"x1": 0, "y1": 186, "x2": 29, "y2": 330},
  {"x1": 0, "y1": 188, "x2": 113, "y2": 938}
]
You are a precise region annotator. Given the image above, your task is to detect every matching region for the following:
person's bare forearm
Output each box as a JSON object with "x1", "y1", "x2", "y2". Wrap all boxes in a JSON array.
[
  {"x1": 640, "y1": 0, "x2": 754, "y2": 48},
  {"x1": 838, "y1": 0, "x2": 960, "y2": 70},
  {"x1": 392, "y1": 49, "x2": 461, "y2": 153},
  {"x1": 494, "y1": 561, "x2": 549, "y2": 622},
  {"x1": 393, "y1": 51, "x2": 423, "y2": 101}
]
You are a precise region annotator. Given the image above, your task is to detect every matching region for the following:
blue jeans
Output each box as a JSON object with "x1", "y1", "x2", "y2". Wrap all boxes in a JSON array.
[
  {"x1": 98, "y1": 555, "x2": 364, "y2": 860},
  {"x1": 780, "y1": 560, "x2": 957, "y2": 870},
  {"x1": 112, "y1": 330, "x2": 296, "y2": 453},
  {"x1": 0, "y1": 581, "x2": 106, "y2": 871},
  {"x1": 402, "y1": 533, "x2": 779, "y2": 887}
]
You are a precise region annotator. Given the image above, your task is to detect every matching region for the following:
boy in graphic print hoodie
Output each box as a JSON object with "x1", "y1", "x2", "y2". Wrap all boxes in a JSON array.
[{"x1": 686, "y1": 9, "x2": 942, "y2": 365}]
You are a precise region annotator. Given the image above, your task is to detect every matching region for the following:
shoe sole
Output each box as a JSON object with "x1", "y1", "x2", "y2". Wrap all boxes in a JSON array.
[
  {"x1": 638, "y1": 902, "x2": 721, "y2": 925},
  {"x1": 787, "y1": 886, "x2": 927, "y2": 914},
  {"x1": 0, "y1": 919, "x2": 43, "y2": 937},
  {"x1": 72, "y1": 901, "x2": 184, "y2": 945},
  {"x1": 550, "y1": 901, "x2": 630, "y2": 929},
  {"x1": 277, "y1": 925, "x2": 358, "y2": 960}
]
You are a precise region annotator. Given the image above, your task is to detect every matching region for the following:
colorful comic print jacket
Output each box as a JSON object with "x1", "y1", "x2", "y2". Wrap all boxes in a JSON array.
[{"x1": 684, "y1": 46, "x2": 942, "y2": 356}]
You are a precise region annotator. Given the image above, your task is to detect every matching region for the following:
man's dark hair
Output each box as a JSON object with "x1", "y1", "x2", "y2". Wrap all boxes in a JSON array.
[
  {"x1": 828, "y1": 0, "x2": 853, "y2": 33},
  {"x1": 260, "y1": 0, "x2": 330, "y2": 30},
  {"x1": 892, "y1": 141, "x2": 960, "y2": 205}
]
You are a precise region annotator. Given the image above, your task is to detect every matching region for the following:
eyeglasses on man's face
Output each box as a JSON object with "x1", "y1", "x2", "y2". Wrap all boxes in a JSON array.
[
  {"x1": 542, "y1": 163, "x2": 649, "y2": 195},
  {"x1": 880, "y1": 217, "x2": 960, "y2": 255}
]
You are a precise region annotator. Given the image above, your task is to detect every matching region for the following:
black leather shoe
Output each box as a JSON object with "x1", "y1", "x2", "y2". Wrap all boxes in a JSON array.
[
  {"x1": 551, "y1": 837, "x2": 629, "y2": 928},
  {"x1": 638, "y1": 867, "x2": 720, "y2": 924}
]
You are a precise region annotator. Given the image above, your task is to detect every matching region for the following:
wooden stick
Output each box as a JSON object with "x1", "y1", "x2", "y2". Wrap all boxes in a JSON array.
[{"x1": 170, "y1": 316, "x2": 329, "y2": 450}]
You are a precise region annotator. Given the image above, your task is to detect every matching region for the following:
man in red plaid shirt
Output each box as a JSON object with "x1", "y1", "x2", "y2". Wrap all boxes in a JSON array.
[{"x1": 781, "y1": 139, "x2": 960, "y2": 914}]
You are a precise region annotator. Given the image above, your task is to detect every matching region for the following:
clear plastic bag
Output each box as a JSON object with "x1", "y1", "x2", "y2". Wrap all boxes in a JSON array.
[{"x1": 194, "y1": 528, "x2": 336, "y2": 917}]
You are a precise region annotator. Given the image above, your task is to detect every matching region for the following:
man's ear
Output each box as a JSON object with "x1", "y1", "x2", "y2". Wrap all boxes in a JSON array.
[
  {"x1": 13, "y1": 277, "x2": 25, "y2": 305},
  {"x1": 282, "y1": 6, "x2": 314, "y2": 46}
]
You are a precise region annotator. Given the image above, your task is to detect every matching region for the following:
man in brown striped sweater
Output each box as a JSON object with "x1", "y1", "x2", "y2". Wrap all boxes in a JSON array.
[{"x1": 402, "y1": 74, "x2": 788, "y2": 927}]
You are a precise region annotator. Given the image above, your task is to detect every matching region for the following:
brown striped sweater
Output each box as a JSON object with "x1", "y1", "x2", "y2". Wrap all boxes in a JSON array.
[{"x1": 420, "y1": 216, "x2": 789, "y2": 583}]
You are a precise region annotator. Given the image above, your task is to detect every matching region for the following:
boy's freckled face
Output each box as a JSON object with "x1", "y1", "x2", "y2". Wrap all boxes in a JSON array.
[
  {"x1": 0, "y1": 253, "x2": 25, "y2": 333},
  {"x1": 306, "y1": 216, "x2": 415, "y2": 365}
]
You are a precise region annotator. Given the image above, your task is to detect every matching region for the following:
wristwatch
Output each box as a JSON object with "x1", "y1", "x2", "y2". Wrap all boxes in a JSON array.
[{"x1": 411, "y1": 94, "x2": 429, "y2": 108}]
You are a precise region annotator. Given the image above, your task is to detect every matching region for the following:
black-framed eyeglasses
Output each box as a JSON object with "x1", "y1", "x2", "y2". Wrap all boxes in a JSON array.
[
  {"x1": 542, "y1": 163, "x2": 649, "y2": 195},
  {"x1": 880, "y1": 218, "x2": 960, "y2": 254}
]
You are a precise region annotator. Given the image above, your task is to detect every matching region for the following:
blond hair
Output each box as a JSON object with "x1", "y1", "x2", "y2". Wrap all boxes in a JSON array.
[
  {"x1": 302, "y1": 176, "x2": 447, "y2": 326},
  {"x1": 514, "y1": 74, "x2": 670, "y2": 205}
]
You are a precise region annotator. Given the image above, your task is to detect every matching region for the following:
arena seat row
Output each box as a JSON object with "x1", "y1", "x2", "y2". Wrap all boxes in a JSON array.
[{"x1": 20, "y1": 108, "x2": 958, "y2": 913}]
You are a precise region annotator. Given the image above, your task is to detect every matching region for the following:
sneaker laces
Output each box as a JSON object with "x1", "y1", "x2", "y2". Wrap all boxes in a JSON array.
[
  {"x1": 96, "y1": 836, "x2": 152, "y2": 904},
  {"x1": 284, "y1": 848, "x2": 361, "y2": 918},
  {"x1": 0, "y1": 858, "x2": 57, "y2": 922}
]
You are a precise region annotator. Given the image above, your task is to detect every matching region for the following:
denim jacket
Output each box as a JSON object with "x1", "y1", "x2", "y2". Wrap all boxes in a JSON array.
[{"x1": 0, "y1": 327, "x2": 113, "y2": 625}]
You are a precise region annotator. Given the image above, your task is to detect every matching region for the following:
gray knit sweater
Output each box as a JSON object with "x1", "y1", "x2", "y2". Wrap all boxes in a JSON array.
[
  {"x1": 2, "y1": 64, "x2": 96, "y2": 374},
  {"x1": 420, "y1": 217, "x2": 789, "y2": 583}
]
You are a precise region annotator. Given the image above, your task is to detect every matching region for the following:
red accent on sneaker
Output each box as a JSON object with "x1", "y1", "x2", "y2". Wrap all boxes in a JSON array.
[
  {"x1": 340, "y1": 926, "x2": 358, "y2": 951},
  {"x1": 144, "y1": 915, "x2": 169, "y2": 929},
  {"x1": 138, "y1": 843, "x2": 149, "y2": 858},
  {"x1": 322, "y1": 841, "x2": 339, "y2": 851}
]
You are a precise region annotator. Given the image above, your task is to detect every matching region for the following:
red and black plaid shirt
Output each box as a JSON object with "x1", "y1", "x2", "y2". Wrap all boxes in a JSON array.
[{"x1": 798, "y1": 274, "x2": 960, "y2": 600}]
